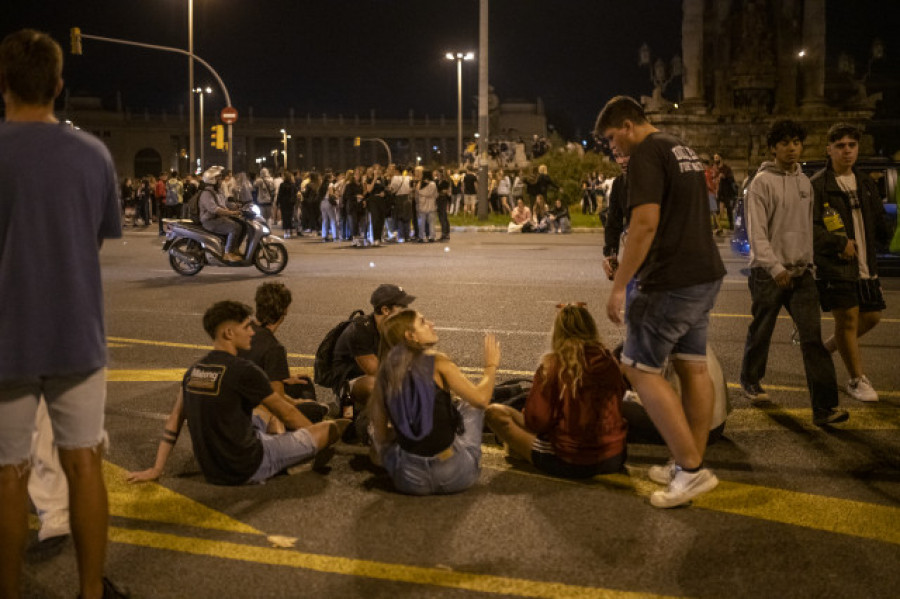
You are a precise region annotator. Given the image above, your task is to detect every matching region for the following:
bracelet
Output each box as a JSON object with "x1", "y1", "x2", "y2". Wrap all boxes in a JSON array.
[{"x1": 162, "y1": 429, "x2": 179, "y2": 445}]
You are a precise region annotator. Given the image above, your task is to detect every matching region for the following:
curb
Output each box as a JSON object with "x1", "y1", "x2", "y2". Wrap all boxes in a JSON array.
[{"x1": 449, "y1": 226, "x2": 602, "y2": 234}]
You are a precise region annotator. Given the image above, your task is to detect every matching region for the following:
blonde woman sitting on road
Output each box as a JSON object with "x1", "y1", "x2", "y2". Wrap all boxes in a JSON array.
[{"x1": 485, "y1": 303, "x2": 627, "y2": 479}]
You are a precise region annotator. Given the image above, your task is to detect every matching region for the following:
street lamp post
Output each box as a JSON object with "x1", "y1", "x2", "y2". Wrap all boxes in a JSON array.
[
  {"x1": 193, "y1": 86, "x2": 211, "y2": 172},
  {"x1": 445, "y1": 51, "x2": 474, "y2": 168},
  {"x1": 188, "y1": 0, "x2": 194, "y2": 172},
  {"x1": 280, "y1": 129, "x2": 291, "y2": 171}
]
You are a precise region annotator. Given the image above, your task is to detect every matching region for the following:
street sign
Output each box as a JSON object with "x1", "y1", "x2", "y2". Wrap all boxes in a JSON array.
[{"x1": 220, "y1": 107, "x2": 238, "y2": 124}]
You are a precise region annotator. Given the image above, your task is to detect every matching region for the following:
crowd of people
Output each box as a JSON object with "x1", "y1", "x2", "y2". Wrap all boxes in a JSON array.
[
  {"x1": 121, "y1": 161, "x2": 596, "y2": 246},
  {"x1": 1, "y1": 27, "x2": 893, "y2": 599}
]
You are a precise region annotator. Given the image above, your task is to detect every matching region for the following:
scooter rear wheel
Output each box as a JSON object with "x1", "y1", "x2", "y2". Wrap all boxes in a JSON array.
[
  {"x1": 169, "y1": 238, "x2": 205, "y2": 276},
  {"x1": 254, "y1": 242, "x2": 288, "y2": 275}
]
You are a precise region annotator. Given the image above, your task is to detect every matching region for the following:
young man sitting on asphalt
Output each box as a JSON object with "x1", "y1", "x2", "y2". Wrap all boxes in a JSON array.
[
  {"x1": 127, "y1": 301, "x2": 347, "y2": 485},
  {"x1": 331, "y1": 284, "x2": 415, "y2": 438},
  {"x1": 240, "y1": 282, "x2": 329, "y2": 422}
]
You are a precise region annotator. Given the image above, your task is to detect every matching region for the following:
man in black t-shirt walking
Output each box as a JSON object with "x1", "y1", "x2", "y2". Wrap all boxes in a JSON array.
[{"x1": 595, "y1": 96, "x2": 726, "y2": 508}]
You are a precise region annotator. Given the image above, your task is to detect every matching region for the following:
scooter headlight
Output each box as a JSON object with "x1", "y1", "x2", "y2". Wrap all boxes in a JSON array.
[
  {"x1": 262, "y1": 226, "x2": 271, "y2": 235},
  {"x1": 250, "y1": 204, "x2": 261, "y2": 216}
]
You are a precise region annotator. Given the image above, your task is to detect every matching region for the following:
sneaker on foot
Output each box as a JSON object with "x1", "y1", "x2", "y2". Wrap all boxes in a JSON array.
[
  {"x1": 813, "y1": 408, "x2": 850, "y2": 427},
  {"x1": 650, "y1": 467, "x2": 719, "y2": 508},
  {"x1": 647, "y1": 460, "x2": 676, "y2": 485},
  {"x1": 845, "y1": 375, "x2": 878, "y2": 402},
  {"x1": 741, "y1": 382, "x2": 769, "y2": 403}
]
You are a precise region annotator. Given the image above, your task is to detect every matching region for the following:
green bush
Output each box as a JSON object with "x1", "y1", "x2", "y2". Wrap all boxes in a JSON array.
[{"x1": 531, "y1": 146, "x2": 620, "y2": 205}]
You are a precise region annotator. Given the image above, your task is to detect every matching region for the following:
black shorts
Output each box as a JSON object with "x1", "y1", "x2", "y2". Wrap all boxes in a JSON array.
[
  {"x1": 816, "y1": 278, "x2": 886, "y2": 313},
  {"x1": 531, "y1": 439, "x2": 625, "y2": 479}
]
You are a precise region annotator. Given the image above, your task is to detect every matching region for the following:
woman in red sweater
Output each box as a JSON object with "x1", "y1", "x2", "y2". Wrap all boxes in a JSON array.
[{"x1": 485, "y1": 303, "x2": 628, "y2": 478}]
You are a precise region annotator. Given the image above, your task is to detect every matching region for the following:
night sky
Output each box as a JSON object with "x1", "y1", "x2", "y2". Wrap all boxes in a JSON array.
[{"x1": 3, "y1": 1, "x2": 899, "y2": 140}]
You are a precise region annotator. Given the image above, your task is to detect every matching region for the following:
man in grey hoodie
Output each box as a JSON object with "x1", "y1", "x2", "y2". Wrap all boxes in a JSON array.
[{"x1": 739, "y1": 120, "x2": 847, "y2": 427}]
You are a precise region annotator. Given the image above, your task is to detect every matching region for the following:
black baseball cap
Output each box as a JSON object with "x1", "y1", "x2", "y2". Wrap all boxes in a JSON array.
[{"x1": 370, "y1": 284, "x2": 415, "y2": 310}]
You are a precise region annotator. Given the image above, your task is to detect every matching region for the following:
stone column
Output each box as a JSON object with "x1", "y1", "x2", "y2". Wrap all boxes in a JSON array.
[
  {"x1": 801, "y1": 0, "x2": 828, "y2": 112},
  {"x1": 681, "y1": 0, "x2": 706, "y2": 113}
]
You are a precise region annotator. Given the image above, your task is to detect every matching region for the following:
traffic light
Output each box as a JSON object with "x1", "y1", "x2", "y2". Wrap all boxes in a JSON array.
[
  {"x1": 354, "y1": 137, "x2": 361, "y2": 147},
  {"x1": 70, "y1": 27, "x2": 82, "y2": 55},
  {"x1": 210, "y1": 125, "x2": 224, "y2": 150}
]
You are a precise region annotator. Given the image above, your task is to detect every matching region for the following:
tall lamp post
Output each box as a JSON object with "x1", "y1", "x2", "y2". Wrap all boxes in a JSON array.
[
  {"x1": 193, "y1": 86, "x2": 211, "y2": 172},
  {"x1": 188, "y1": 0, "x2": 194, "y2": 172},
  {"x1": 280, "y1": 129, "x2": 291, "y2": 171},
  {"x1": 445, "y1": 51, "x2": 474, "y2": 168}
]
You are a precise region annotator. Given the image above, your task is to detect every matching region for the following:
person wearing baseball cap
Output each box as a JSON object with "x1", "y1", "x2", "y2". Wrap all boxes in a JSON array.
[{"x1": 331, "y1": 284, "x2": 416, "y2": 439}]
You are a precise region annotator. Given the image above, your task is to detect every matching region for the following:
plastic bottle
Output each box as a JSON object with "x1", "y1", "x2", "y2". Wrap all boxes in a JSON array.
[{"x1": 822, "y1": 203, "x2": 846, "y2": 236}]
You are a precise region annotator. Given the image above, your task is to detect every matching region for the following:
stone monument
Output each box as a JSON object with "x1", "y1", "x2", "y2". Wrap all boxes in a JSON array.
[{"x1": 645, "y1": 0, "x2": 879, "y2": 181}]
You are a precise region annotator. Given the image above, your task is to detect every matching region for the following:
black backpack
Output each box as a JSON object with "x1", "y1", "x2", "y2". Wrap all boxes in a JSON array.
[
  {"x1": 189, "y1": 189, "x2": 213, "y2": 224},
  {"x1": 313, "y1": 309, "x2": 366, "y2": 389}
]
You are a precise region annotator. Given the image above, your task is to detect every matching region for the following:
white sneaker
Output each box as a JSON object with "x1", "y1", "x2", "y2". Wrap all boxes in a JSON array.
[
  {"x1": 845, "y1": 375, "x2": 878, "y2": 402},
  {"x1": 650, "y1": 467, "x2": 718, "y2": 508},
  {"x1": 647, "y1": 460, "x2": 676, "y2": 485}
]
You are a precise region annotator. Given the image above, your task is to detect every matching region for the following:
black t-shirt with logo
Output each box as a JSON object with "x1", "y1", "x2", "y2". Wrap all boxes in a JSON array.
[
  {"x1": 332, "y1": 313, "x2": 379, "y2": 386},
  {"x1": 238, "y1": 323, "x2": 290, "y2": 383},
  {"x1": 182, "y1": 350, "x2": 271, "y2": 485},
  {"x1": 627, "y1": 132, "x2": 726, "y2": 292}
]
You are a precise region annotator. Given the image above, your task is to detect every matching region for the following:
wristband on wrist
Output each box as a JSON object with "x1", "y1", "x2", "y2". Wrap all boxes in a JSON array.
[{"x1": 162, "y1": 429, "x2": 179, "y2": 445}]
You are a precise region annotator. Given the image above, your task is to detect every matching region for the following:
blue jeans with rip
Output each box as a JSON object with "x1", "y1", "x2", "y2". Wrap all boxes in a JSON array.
[{"x1": 381, "y1": 402, "x2": 483, "y2": 495}]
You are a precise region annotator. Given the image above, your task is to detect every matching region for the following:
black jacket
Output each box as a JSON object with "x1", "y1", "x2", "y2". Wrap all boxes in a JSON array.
[
  {"x1": 811, "y1": 165, "x2": 891, "y2": 281},
  {"x1": 603, "y1": 174, "x2": 627, "y2": 257}
]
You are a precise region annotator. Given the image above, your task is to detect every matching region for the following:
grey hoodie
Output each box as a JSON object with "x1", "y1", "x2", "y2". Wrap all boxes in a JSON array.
[{"x1": 746, "y1": 161, "x2": 814, "y2": 278}]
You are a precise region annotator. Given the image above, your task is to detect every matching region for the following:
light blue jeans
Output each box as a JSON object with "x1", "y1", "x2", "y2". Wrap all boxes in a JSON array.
[
  {"x1": 320, "y1": 200, "x2": 337, "y2": 240},
  {"x1": 380, "y1": 402, "x2": 484, "y2": 495},
  {"x1": 245, "y1": 415, "x2": 317, "y2": 484},
  {"x1": 417, "y1": 211, "x2": 436, "y2": 240}
]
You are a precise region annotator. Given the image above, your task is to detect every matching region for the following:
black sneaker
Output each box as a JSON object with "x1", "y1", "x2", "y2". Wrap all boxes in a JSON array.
[
  {"x1": 813, "y1": 409, "x2": 850, "y2": 427},
  {"x1": 77, "y1": 577, "x2": 130, "y2": 599},
  {"x1": 741, "y1": 382, "x2": 769, "y2": 403}
]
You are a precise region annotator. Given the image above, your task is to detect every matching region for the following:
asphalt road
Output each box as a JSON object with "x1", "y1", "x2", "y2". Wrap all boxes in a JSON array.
[{"x1": 23, "y1": 229, "x2": 900, "y2": 599}]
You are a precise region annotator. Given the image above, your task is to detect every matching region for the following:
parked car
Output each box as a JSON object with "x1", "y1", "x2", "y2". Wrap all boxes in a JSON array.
[{"x1": 731, "y1": 158, "x2": 899, "y2": 276}]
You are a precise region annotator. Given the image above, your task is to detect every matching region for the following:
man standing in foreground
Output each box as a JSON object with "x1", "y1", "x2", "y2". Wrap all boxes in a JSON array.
[
  {"x1": 0, "y1": 29, "x2": 126, "y2": 598},
  {"x1": 596, "y1": 96, "x2": 725, "y2": 508},
  {"x1": 740, "y1": 120, "x2": 846, "y2": 426}
]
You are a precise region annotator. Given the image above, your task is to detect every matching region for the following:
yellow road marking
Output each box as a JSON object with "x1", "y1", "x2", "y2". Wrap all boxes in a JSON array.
[
  {"x1": 480, "y1": 447, "x2": 900, "y2": 546},
  {"x1": 724, "y1": 381, "x2": 900, "y2": 399},
  {"x1": 103, "y1": 462, "x2": 261, "y2": 536},
  {"x1": 723, "y1": 405, "x2": 900, "y2": 430},
  {"x1": 710, "y1": 312, "x2": 900, "y2": 324},
  {"x1": 104, "y1": 525, "x2": 676, "y2": 599}
]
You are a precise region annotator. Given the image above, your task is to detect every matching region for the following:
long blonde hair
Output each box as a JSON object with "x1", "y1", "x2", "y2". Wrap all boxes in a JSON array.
[{"x1": 540, "y1": 304, "x2": 603, "y2": 397}]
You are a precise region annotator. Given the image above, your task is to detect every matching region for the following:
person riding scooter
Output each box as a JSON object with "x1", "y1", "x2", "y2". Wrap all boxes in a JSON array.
[{"x1": 199, "y1": 166, "x2": 243, "y2": 262}]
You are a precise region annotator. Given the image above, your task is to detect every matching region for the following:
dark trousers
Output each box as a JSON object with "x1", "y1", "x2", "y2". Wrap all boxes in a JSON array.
[
  {"x1": 740, "y1": 268, "x2": 838, "y2": 416},
  {"x1": 369, "y1": 196, "x2": 386, "y2": 242},
  {"x1": 437, "y1": 196, "x2": 450, "y2": 239},
  {"x1": 279, "y1": 200, "x2": 295, "y2": 231},
  {"x1": 393, "y1": 194, "x2": 411, "y2": 241}
]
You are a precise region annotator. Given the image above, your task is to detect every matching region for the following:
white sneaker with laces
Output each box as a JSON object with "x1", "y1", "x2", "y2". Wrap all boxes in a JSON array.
[
  {"x1": 647, "y1": 460, "x2": 676, "y2": 485},
  {"x1": 650, "y1": 467, "x2": 718, "y2": 508},
  {"x1": 846, "y1": 375, "x2": 878, "y2": 402}
]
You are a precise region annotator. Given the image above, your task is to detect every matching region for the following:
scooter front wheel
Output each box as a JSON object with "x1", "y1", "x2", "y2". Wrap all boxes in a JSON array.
[
  {"x1": 254, "y1": 242, "x2": 288, "y2": 275},
  {"x1": 169, "y1": 238, "x2": 205, "y2": 276}
]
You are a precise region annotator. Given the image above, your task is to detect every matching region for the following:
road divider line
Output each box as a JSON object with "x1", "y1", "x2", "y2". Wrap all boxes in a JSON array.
[
  {"x1": 480, "y1": 447, "x2": 900, "y2": 546},
  {"x1": 104, "y1": 367, "x2": 900, "y2": 401},
  {"x1": 725, "y1": 381, "x2": 900, "y2": 399},
  {"x1": 103, "y1": 525, "x2": 678, "y2": 599},
  {"x1": 103, "y1": 462, "x2": 261, "y2": 535}
]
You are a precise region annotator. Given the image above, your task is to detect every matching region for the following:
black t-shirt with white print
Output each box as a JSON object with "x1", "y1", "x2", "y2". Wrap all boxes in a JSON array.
[
  {"x1": 627, "y1": 132, "x2": 726, "y2": 292},
  {"x1": 182, "y1": 350, "x2": 271, "y2": 485}
]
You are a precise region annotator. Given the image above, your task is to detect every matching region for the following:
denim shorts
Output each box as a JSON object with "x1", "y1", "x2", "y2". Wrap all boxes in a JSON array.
[
  {"x1": 621, "y1": 278, "x2": 722, "y2": 373},
  {"x1": 380, "y1": 402, "x2": 484, "y2": 496},
  {"x1": 0, "y1": 368, "x2": 107, "y2": 464},
  {"x1": 245, "y1": 415, "x2": 317, "y2": 484}
]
